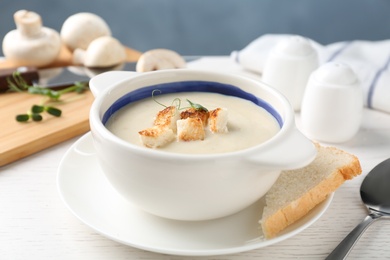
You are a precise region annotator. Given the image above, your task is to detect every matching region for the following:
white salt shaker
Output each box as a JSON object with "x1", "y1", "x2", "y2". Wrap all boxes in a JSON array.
[
  {"x1": 262, "y1": 35, "x2": 319, "y2": 111},
  {"x1": 300, "y1": 62, "x2": 363, "y2": 143}
]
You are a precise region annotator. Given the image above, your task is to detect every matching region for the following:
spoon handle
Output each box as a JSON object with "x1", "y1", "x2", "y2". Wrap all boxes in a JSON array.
[{"x1": 326, "y1": 213, "x2": 380, "y2": 260}]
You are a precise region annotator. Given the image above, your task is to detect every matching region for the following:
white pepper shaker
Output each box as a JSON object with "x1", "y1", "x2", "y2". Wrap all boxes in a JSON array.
[
  {"x1": 262, "y1": 35, "x2": 319, "y2": 111},
  {"x1": 300, "y1": 62, "x2": 363, "y2": 143}
]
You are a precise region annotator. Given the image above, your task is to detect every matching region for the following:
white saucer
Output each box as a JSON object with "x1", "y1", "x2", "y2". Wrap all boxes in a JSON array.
[{"x1": 57, "y1": 132, "x2": 333, "y2": 256}]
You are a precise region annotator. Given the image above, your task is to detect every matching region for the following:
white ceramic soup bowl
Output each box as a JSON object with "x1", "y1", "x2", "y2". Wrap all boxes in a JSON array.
[{"x1": 89, "y1": 69, "x2": 316, "y2": 221}]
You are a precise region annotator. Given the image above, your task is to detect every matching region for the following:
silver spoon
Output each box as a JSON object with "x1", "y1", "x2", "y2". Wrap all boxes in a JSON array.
[{"x1": 326, "y1": 158, "x2": 390, "y2": 259}]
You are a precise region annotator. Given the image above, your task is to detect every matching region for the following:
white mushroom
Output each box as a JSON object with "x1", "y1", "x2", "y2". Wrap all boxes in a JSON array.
[
  {"x1": 72, "y1": 36, "x2": 126, "y2": 68},
  {"x1": 2, "y1": 10, "x2": 61, "y2": 67},
  {"x1": 60, "y1": 12, "x2": 111, "y2": 51},
  {"x1": 136, "y1": 49, "x2": 186, "y2": 72}
]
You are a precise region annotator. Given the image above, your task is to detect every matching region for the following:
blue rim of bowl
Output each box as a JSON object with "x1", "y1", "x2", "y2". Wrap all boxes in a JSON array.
[{"x1": 101, "y1": 80, "x2": 283, "y2": 127}]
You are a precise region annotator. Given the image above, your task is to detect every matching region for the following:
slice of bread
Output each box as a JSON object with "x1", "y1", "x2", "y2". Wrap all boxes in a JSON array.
[{"x1": 260, "y1": 143, "x2": 362, "y2": 238}]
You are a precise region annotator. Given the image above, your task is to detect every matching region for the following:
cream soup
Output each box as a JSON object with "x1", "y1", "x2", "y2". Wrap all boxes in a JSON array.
[{"x1": 106, "y1": 92, "x2": 280, "y2": 154}]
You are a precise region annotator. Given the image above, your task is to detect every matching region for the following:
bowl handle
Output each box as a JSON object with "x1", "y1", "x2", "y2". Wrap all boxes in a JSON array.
[
  {"x1": 246, "y1": 128, "x2": 317, "y2": 170},
  {"x1": 89, "y1": 71, "x2": 139, "y2": 97}
]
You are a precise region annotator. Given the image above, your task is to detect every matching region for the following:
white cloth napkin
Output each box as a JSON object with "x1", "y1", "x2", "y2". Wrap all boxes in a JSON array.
[
  {"x1": 230, "y1": 34, "x2": 390, "y2": 114},
  {"x1": 187, "y1": 56, "x2": 263, "y2": 80}
]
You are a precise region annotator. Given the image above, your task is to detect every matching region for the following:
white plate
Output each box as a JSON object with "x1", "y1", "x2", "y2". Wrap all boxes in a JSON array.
[{"x1": 57, "y1": 132, "x2": 333, "y2": 256}]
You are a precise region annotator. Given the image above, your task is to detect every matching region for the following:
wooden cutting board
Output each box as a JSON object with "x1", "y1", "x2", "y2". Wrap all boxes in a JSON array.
[
  {"x1": 0, "y1": 45, "x2": 141, "y2": 166},
  {"x1": 0, "y1": 44, "x2": 141, "y2": 69}
]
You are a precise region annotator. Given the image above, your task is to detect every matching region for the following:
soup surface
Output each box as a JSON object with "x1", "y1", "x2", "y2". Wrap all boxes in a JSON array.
[{"x1": 106, "y1": 92, "x2": 280, "y2": 154}]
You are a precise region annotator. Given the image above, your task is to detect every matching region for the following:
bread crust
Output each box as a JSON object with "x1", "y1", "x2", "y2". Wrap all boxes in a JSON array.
[
  {"x1": 154, "y1": 106, "x2": 179, "y2": 132},
  {"x1": 209, "y1": 108, "x2": 228, "y2": 133},
  {"x1": 138, "y1": 126, "x2": 175, "y2": 148},
  {"x1": 177, "y1": 117, "x2": 206, "y2": 141},
  {"x1": 261, "y1": 145, "x2": 362, "y2": 238},
  {"x1": 180, "y1": 108, "x2": 209, "y2": 126}
]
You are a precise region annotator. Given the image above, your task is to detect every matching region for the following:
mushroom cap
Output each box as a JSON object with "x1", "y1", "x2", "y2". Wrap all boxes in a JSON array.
[
  {"x1": 2, "y1": 10, "x2": 61, "y2": 67},
  {"x1": 136, "y1": 49, "x2": 186, "y2": 72},
  {"x1": 60, "y1": 12, "x2": 111, "y2": 51},
  {"x1": 73, "y1": 36, "x2": 126, "y2": 68}
]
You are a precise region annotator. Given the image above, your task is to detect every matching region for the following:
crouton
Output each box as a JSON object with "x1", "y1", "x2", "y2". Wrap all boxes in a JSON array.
[
  {"x1": 177, "y1": 118, "x2": 205, "y2": 141},
  {"x1": 154, "y1": 106, "x2": 180, "y2": 132},
  {"x1": 180, "y1": 108, "x2": 209, "y2": 126},
  {"x1": 209, "y1": 108, "x2": 228, "y2": 133},
  {"x1": 138, "y1": 126, "x2": 175, "y2": 148}
]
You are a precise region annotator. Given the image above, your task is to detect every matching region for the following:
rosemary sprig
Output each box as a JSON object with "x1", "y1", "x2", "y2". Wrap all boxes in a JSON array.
[{"x1": 7, "y1": 71, "x2": 88, "y2": 122}]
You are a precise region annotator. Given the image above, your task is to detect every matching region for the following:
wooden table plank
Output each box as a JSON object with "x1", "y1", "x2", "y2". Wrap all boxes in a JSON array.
[
  {"x1": 0, "y1": 90, "x2": 95, "y2": 166},
  {"x1": 0, "y1": 44, "x2": 141, "y2": 69}
]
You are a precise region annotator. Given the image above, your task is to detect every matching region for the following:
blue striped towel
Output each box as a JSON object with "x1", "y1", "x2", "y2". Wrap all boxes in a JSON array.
[{"x1": 231, "y1": 34, "x2": 390, "y2": 114}]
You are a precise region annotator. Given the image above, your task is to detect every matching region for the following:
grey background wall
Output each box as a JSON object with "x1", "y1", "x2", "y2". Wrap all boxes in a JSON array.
[{"x1": 1, "y1": 0, "x2": 390, "y2": 56}]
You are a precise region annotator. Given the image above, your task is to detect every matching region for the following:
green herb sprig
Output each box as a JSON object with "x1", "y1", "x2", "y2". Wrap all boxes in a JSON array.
[
  {"x1": 186, "y1": 99, "x2": 208, "y2": 112},
  {"x1": 7, "y1": 72, "x2": 88, "y2": 122},
  {"x1": 15, "y1": 105, "x2": 62, "y2": 122},
  {"x1": 152, "y1": 89, "x2": 208, "y2": 112}
]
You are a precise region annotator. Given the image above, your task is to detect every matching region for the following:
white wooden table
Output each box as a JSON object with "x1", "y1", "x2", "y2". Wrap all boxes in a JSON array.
[{"x1": 1, "y1": 57, "x2": 390, "y2": 260}]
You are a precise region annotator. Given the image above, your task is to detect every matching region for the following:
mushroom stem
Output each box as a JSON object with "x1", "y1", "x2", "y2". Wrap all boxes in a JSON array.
[
  {"x1": 14, "y1": 10, "x2": 43, "y2": 37},
  {"x1": 72, "y1": 49, "x2": 87, "y2": 65},
  {"x1": 72, "y1": 36, "x2": 126, "y2": 68}
]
